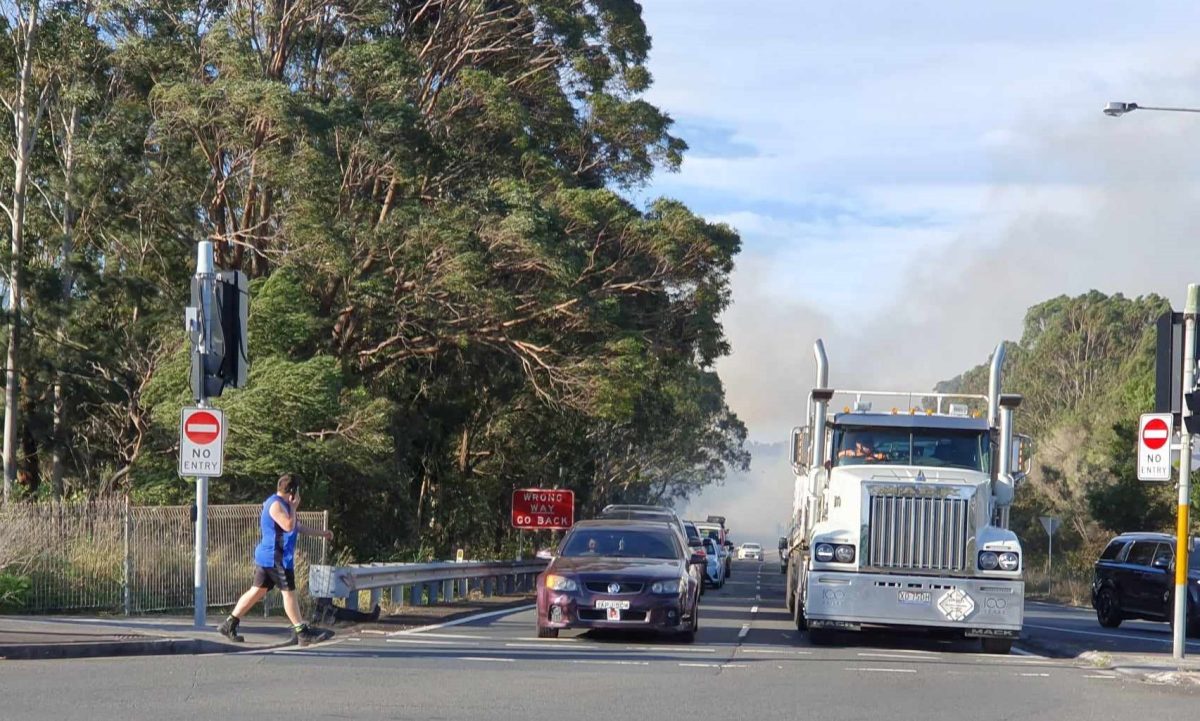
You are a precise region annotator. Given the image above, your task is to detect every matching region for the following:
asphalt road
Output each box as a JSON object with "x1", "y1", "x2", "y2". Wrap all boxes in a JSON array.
[{"x1": 3, "y1": 558, "x2": 1198, "y2": 720}]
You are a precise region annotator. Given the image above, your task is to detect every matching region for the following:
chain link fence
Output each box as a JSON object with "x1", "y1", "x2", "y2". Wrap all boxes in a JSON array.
[{"x1": 0, "y1": 499, "x2": 328, "y2": 615}]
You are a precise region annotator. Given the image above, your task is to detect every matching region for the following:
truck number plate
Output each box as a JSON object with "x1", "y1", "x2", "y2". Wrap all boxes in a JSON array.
[
  {"x1": 898, "y1": 590, "x2": 932, "y2": 606},
  {"x1": 595, "y1": 600, "x2": 631, "y2": 610}
]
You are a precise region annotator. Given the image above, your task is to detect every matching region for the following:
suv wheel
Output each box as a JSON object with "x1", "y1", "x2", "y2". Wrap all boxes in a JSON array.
[{"x1": 1095, "y1": 588, "x2": 1123, "y2": 628}]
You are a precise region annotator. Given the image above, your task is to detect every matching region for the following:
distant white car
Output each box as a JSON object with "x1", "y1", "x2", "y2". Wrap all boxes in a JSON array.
[{"x1": 738, "y1": 543, "x2": 762, "y2": 561}]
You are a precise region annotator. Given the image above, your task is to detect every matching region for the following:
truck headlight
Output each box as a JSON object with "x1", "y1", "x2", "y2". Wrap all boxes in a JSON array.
[
  {"x1": 815, "y1": 544, "x2": 835, "y2": 562},
  {"x1": 998, "y1": 552, "x2": 1020, "y2": 571},
  {"x1": 978, "y1": 551, "x2": 999, "y2": 571},
  {"x1": 544, "y1": 574, "x2": 577, "y2": 592},
  {"x1": 834, "y1": 545, "x2": 856, "y2": 563}
]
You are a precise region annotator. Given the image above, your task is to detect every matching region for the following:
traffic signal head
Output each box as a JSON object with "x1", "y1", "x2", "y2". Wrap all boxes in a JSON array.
[
  {"x1": 189, "y1": 270, "x2": 249, "y2": 402},
  {"x1": 1186, "y1": 390, "x2": 1200, "y2": 435}
]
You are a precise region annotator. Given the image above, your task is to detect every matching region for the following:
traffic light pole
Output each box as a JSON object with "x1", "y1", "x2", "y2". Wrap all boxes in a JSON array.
[
  {"x1": 1173, "y1": 283, "x2": 1197, "y2": 660},
  {"x1": 192, "y1": 242, "x2": 215, "y2": 630}
]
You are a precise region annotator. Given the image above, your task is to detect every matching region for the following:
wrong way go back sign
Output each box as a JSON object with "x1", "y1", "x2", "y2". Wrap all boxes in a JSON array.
[
  {"x1": 179, "y1": 407, "x2": 225, "y2": 477},
  {"x1": 1137, "y1": 412, "x2": 1173, "y2": 482}
]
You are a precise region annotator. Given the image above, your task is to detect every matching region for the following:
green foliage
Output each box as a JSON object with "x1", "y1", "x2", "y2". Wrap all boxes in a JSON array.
[
  {"x1": 0, "y1": 573, "x2": 32, "y2": 610},
  {"x1": 0, "y1": 1, "x2": 746, "y2": 561}
]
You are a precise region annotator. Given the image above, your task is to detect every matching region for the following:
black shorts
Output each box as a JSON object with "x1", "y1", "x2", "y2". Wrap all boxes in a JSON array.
[{"x1": 252, "y1": 566, "x2": 296, "y2": 592}]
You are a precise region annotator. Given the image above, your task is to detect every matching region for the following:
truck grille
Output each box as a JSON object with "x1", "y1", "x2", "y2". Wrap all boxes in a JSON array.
[{"x1": 867, "y1": 492, "x2": 971, "y2": 572}]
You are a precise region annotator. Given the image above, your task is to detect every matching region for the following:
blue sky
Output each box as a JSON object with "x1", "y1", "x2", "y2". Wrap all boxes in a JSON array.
[{"x1": 636, "y1": 2, "x2": 1200, "y2": 531}]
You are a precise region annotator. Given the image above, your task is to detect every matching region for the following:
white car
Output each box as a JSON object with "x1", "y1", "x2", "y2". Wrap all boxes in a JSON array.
[
  {"x1": 703, "y1": 538, "x2": 726, "y2": 588},
  {"x1": 738, "y1": 543, "x2": 762, "y2": 561}
]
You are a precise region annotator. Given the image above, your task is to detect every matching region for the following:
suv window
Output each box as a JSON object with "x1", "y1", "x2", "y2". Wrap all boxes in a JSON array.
[
  {"x1": 1099, "y1": 539, "x2": 1127, "y2": 561},
  {"x1": 1152, "y1": 543, "x2": 1174, "y2": 568},
  {"x1": 1126, "y1": 541, "x2": 1158, "y2": 567}
]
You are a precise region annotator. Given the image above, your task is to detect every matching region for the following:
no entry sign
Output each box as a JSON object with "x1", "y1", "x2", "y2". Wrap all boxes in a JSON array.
[
  {"x1": 179, "y1": 407, "x2": 225, "y2": 477},
  {"x1": 1138, "y1": 413, "x2": 1173, "y2": 482},
  {"x1": 511, "y1": 488, "x2": 575, "y2": 530}
]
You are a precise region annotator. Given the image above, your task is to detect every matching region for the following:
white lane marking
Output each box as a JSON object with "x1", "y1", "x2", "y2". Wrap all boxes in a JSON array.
[
  {"x1": 388, "y1": 632, "x2": 493, "y2": 640},
  {"x1": 1023, "y1": 623, "x2": 1200, "y2": 647},
  {"x1": 1018, "y1": 673, "x2": 1051, "y2": 678},
  {"x1": 750, "y1": 606, "x2": 759, "y2": 614},
  {"x1": 679, "y1": 663, "x2": 748, "y2": 669},
  {"x1": 622, "y1": 646, "x2": 717, "y2": 653},
  {"x1": 571, "y1": 659, "x2": 650, "y2": 666},
  {"x1": 858, "y1": 652, "x2": 935, "y2": 661},
  {"x1": 386, "y1": 638, "x2": 474, "y2": 646},
  {"x1": 1084, "y1": 674, "x2": 1117, "y2": 680},
  {"x1": 870, "y1": 649, "x2": 937, "y2": 656},
  {"x1": 504, "y1": 642, "x2": 599, "y2": 651},
  {"x1": 457, "y1": 656, "x2": 515, "y2": 663},
  {"x1": 738, "y1": 624, "x2": 750, "y2": 639},
  {"x1": 391, "y1": 604, "x2": 536, "y2": 635},
  {"x1": 740, "y1": 648, "x2": 813, "y2": 655},
  {"x1": 845, "y1": 667, "x2": 917, "y2": 674}
]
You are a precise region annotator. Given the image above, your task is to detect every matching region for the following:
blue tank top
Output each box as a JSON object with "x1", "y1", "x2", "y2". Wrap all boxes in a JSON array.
[{"x1": 253, "y1": 494, "x2": 298, "y2": 568}]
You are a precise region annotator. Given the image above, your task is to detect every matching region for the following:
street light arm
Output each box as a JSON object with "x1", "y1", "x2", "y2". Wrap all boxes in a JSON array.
[{"x1": 1134, "y1": 105, "x2": 1200, "y2": 113}]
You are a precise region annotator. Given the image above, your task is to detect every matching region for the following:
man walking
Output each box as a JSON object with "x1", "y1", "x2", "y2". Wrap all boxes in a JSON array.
[{"x1": 218, "y1": 474, "x2": 332, "y2": 646}]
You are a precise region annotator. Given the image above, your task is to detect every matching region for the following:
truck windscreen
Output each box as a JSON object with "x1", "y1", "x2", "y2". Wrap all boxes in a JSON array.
[{"x1": 832, "y1": 426, "x2": 991, "y2": 473}]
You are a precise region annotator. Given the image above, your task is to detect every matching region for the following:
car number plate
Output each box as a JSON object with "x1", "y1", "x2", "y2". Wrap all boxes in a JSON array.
[
  {"x1": 898, "y1": 590, "x2": 932, "y2": 606},
  {"x1": 595, "y1": 600, "x2": 631, "y2": 610}
]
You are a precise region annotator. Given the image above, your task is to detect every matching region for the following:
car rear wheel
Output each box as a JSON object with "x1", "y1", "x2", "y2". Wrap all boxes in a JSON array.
[
  {"x1": 537, "y1": 625, "x2": 559, "y2": 639},
  {"x1": 1095, "y1": 588, "x2": 1122, "y2": 628}
]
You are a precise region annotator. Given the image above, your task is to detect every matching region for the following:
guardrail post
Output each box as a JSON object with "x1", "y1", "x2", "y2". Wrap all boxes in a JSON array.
[
  {"x1": 428, "y1": 582, "x2": 440, "y2": 605},
  {"x1": 369, "y1": 588, "x2": 381, "y2": 610},
  {"x1": 459, "y1": 578, "x2": 469, "y2": 598},
  {"x1": 409, "y1": 584, "x2": 422, "y2": 607},
  {"x1": 503, "y1": 575, "x2": 514, "y2": 595},
  {"x1": 442, "y1": 579, "x2": 454, "y2": 602},
  {"x1": 391, "y1": 585, "x2": 405, "y2": 607},
  {"x1": 483, "y1": 577, "x2": 495, "y2": 597},
  {"x1": 345, "y1": 589, "x2": 359, "y2": 612}
]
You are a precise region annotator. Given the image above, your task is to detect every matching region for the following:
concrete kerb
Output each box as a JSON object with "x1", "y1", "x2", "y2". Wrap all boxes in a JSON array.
[
  {"x1": 0, "y1": 637, "x2": 259, "y2": 661},
  {"x1": 1077, "y1": 650, "x2": 1200, "y2": 687}
]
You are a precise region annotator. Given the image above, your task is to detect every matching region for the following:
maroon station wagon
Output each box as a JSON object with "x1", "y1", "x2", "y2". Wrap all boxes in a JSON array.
[{"x1": 536, "y1": 519, "x2": 705, "y2": 641}]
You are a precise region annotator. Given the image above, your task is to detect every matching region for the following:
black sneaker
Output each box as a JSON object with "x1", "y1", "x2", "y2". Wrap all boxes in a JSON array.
[
  {"x1": 218, "y1": 616, "x2": 244, "y2": 643},
  {"x1": 292, "y1": 625, "x2": 329, "y2": 647}
]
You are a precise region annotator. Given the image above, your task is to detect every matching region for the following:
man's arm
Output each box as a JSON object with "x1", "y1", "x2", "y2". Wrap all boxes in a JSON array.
[{"x1": 297, "y1": 522, "x2": 333, "y2": 540}]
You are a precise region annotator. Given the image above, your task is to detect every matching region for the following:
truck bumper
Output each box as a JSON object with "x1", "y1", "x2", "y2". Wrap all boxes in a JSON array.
[{"x1": 805, "y1": 571, "x2": 1023, "y2": 637}]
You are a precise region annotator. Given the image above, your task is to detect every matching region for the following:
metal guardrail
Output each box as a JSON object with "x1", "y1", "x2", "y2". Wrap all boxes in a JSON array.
[{"x1": 309, "y1": 559, "x2": 548, "y2": 612}]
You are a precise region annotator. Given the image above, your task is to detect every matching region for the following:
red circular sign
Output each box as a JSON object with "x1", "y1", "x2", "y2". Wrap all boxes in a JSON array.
[
  {"x1": 184, "y1": 411, "x2": 221, "y2": 445},
  {"x1": 1143, "y1": 418, "x2": 1169, "y2": 450}
]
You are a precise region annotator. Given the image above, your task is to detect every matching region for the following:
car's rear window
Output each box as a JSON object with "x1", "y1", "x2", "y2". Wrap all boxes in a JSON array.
[
  {"x1": 1099, "y1": 540, "x2": 1127, "y2": 561},
  {"x1": 561, "y1": 529, "x2": 680, "y2": 560}
]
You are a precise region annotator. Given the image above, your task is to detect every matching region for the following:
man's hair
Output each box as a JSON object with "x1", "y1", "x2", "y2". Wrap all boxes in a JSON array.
[{"x1": 277, "y1": 474, "x2": 300, "y2": 496}]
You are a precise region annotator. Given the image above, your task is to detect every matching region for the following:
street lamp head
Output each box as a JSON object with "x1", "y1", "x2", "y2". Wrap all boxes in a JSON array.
[{"x1": 1103, "y1": 101, "x2": 1139, "y2": 117}]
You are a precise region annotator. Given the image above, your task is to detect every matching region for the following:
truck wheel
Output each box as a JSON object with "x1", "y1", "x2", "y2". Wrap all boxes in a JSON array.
[
  {"x1": 785, "y1": 564, "x2": 795, "y2": 613},
  {"x1": 793, "y1": 590, "x2": 807, "y2": 630},
  {"x1": 980, "y1": 638, "x2": 1012, "y2": 655},
  {"x1": 1095, "y1": 588, "x2": 1122, "y2": 628}
]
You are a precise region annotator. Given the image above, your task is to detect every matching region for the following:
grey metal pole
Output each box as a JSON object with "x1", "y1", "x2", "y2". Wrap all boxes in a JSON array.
[
  {"x1": 1172, "y1": 283, "x2": 1197, "y2": 660},
  {"x1": 192, "y1": 241, "x2": 215, "y2": 630},
  {"x1": 123, "y1": 495, "x2": 132, "y2": 616}
]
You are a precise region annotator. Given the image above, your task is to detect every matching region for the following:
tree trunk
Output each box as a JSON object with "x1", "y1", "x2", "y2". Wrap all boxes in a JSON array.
[
  {"x1": 49, "y1": 103, "x2": 80, "y2": 499},
  {"x1": 4, "y1": 1, "x2": 44, "y2": 501}
]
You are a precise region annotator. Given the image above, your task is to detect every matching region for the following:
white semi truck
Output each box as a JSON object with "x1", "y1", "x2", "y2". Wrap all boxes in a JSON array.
[{"x1": 784, "y1": 340, "x2": 1029, "y2": 654}]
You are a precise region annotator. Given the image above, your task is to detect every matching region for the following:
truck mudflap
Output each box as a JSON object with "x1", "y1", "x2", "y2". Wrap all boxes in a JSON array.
[{"x1": 804, "y1": 571, "x2": 1023, "y2": 633}]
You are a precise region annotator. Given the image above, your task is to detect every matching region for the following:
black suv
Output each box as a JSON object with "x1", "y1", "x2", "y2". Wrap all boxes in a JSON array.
[{"x1": 1091, "y1": 532, "x2": 1200, "y2": 636}]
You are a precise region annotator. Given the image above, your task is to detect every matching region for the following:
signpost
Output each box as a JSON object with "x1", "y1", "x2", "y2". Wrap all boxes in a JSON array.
[
  {"x1": 511, "y1": 488, "x2": 575, "y2": 530},
  {"x1": 181, "y1": 241, "x2": 248, "y2": 629},
  {"x1": 1137, "y1": 413, "x2": 1174, "y2": 482},
  {"x1": 1153, "y1": 284, "x2": 1198, "y2": 660},
  {"x1": 1038, "y1": 516, "x2": 1060, "y2": 572}
]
